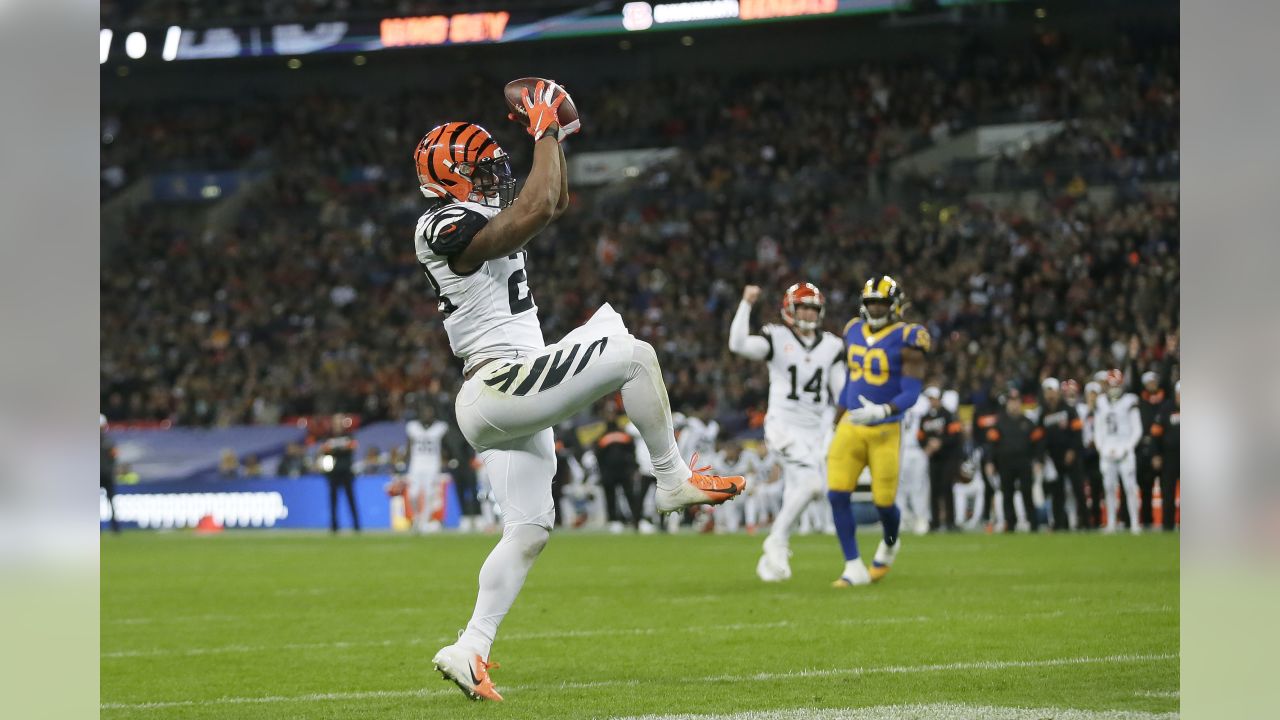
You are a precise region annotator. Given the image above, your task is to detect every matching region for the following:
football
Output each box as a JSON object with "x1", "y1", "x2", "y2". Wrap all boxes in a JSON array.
[{"x1": 504, "y1": 76, "x2": 580, "y2": 131}]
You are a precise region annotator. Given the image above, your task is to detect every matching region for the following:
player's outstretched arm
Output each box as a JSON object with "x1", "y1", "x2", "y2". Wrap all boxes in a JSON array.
[
  {"x1": 553, "y1": 141, "x2": 570, "y2": 219},
  {"x1": 451, "y1": 134, "x2": 563, "y2": 273},
  {"x1": 728, "y1": 285, "x2": 771, "y2": 360}
]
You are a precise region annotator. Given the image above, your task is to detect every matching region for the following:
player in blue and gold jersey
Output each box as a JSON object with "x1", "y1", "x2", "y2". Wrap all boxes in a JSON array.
[{"x1": 827, "y1": 276, "x2": 929, "y2": 587}]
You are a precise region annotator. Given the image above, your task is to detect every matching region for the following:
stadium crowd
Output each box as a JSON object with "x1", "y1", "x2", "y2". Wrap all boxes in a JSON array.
[
  {"x1": 101, "y1": 30, "x2": 1178, "y2": 435},
  {"x1": 101, "y1": 0, "x2": 564, "y2": 28}
]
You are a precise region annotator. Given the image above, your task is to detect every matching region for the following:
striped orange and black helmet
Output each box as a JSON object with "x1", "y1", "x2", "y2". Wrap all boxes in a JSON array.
[{"x1": 413, "y1": 122, "x2": 514, "y2": 207}]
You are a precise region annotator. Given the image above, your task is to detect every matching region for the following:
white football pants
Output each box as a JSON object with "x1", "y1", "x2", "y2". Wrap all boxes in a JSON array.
[
  {"x1": 762, "y1": 420, "x2": 827, "y2": 549},
  {"x1": 454, "y1": 304, "x2": 690, "y2": 658},
  {"x1": 1100, "y1": 450, "x2": 1140, "y2": 530}
]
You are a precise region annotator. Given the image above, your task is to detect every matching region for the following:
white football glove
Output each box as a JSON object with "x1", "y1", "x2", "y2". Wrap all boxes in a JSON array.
[{"x1": 846, "y1": 395, "x2": 892, "y2": 425}]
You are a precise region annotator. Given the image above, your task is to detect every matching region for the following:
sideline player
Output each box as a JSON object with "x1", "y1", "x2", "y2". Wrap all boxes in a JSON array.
[
  {"x1": 1095, "y1": 369, "x2": 1143, "y2": 534},
  {"x1": 405, "y1": 403, "x2": 449, "y2": 532},
  {"x1": 729, "y1": 283, "x2": 844, "y2": 581},
  {"x1": 828, "y1": 276, "x2": 928, "y2": 586},
  {"x1": 414, "y1": 81, "x2": 745, "y2": 702}
]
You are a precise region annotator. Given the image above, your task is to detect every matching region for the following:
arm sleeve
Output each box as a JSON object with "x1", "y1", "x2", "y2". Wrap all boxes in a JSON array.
[
  {"x1": 908, "y1": 324, "x2": 932, "y2": 353},
  {"x1": 890, "y1": 375, "x2": 923, "y2": 414},
  {"x1": 421, "y1": 204, "x2": 489, "y2": 258},
  {"x1": 1126, "y1": 403, "x2": 1143, "y2": 451},
  {"x1": 728, "y1": 301, "x2": 771, "y2": 361},
  {"x1": 827, "y1": 350, "x2": 847, "y2": 405}
]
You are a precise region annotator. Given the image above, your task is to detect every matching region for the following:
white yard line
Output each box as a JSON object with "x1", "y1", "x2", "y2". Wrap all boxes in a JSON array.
[
  {"x1": 100, "y1": 652, "x2": 1178, "y2": 712},
  {"x1": 1134, "y1": 690, "x2": 1180, "y2": 698},
  {"x1": 101, "y1": 605, "x2": 1174, "y2": 659},
  {"x1": 610, "y1": 704, "x2": 1180, "y2": 720}
]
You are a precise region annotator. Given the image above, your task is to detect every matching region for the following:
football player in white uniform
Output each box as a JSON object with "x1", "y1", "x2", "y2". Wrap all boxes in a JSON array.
[
  {"x1": 405, "y1": 404, "x2": 450, "y2": 532},
  {"x1": 1095, "y1": 369, "x2": 1143, "y2": 534},
  {"x1": 898, "y1": 393, "x2": 932, "y2": 535},
  {"x1": 418, "y1": 84, "x2": 745, "y2": 702},
  {"x1": 729, "y1": 283, "x2": 845, "y2": 581}
]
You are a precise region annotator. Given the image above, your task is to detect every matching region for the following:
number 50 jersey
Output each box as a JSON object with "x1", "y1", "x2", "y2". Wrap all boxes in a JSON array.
[
  {"x1": 414, "y1": 200, "x2": 545, "y2": 374},
  {"x1": 839, "y1": 318, "x2": 931, "y2": 425}
]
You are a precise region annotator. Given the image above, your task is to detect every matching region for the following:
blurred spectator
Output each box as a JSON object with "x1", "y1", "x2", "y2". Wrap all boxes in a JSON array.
[
  {"x1": 218, "y1": 448, "x2": 240, "y2": 477},
  {"x1": 100, "y1": 29, "x2": 1178, "y2": 439},
  {"x1": 360, "y1": 445, "x2": 389, "y2": 474},
  {"x1": 278, "y1": 442, "x2": 309, "y2": 477},
  {"x1": 242, "y1": 454, "x2": 263, "y2": 477}
]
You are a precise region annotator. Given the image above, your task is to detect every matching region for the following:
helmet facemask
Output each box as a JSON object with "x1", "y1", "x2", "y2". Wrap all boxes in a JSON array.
[
  {"x1": 860, "y1": 298, "x2": 895, "y2": 330},
  {"x1": 467, "y1": 154, "x2": 516, "y2": 208},
  {"x1": 786, "y1": 302, "x2": 824, "y2": 332}
]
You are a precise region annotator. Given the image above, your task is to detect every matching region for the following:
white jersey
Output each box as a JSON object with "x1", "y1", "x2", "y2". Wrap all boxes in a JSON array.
[
  {"x1": 1094, "y1": 392, "x2": 1142, "y2": 457},
  {"x1": 719, "y1": 447, "x2": 768, "y2": 491},
  {"x1": 414, "y1": 200, "x2": 544, "y2": 373},
  {"x1": 406, "y1": 419, "x2": 449, "y2": 476},
  {"x1": 728, "y1": 300, "x2": 844, "y2": 427},
  {"x1": 900, "y1": 395, "x2": 930, "y2": 452},
  {"x1": 679, "y1": 416, "x2": 720, "y2": 463}
]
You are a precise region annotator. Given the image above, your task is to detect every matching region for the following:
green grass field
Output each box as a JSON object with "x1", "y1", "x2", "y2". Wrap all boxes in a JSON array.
[{"x1": 101, "y1": 530, "x2": 1179, "y2": 719}]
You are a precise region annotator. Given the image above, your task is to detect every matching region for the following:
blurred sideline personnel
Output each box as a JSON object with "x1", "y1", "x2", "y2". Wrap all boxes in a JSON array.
[
  {"x1": 100, "y1": 415, "x2": 120, "y2": 533},
  {"x1": 828, "y1": 276, "x2": 928, "y2": 586},
  {"x1": 594, "y1": 400, "x2": 643, "y2": 533},
  {"x1": 1037, "y1": 378, "x2": 1089, "y2": 530},
  {"x1": 406, "y1": 403, "x2": 449, "y2": 532},
  {"x1": 1151, "y1": 381, "x2": 1180, "y2": 531},
  {"x1": 1074, "y1": 379, "x2": 1107, "y2": 528},
  {"x1": 983, "y1": 390, "x2": 1040, "y2": 533},
  {"x1": 321, "y1": 413, "x2": 360, "y2": 533},
  {"x1": 918, "y1": 386, "x2": 962, "y2": 531},
  {"x1": 416, "y1": 81, "x2": 745, "y2": 702},
  {"x1": 1135, "y1": 370, "x2": 1165, "y2": 529},
  {"x1": 442, "y1": 412, "x2": 482, "y2": 531},
  {"x1": 1095, "y1": 369, "x2": 1143, "y2": 534},
  {"x1": 729, "y1": 282, "x2": 844, "y2": 581}
]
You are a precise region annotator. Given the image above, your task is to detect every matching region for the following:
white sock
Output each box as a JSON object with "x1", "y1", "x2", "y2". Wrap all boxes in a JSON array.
[
  {"x1": 844, "y1": 559, "x2": 864, "y2": 577},
  {"x1": 619, "y1": 340, "x2": 690, "y2": 490},
  {"x1": 457, "y1": 523, "x2": 549, "y2": 658}
]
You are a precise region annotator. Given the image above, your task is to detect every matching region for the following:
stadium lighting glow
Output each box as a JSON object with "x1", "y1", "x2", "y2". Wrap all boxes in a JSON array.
[
  {"x1": 622, "y1": 3, "x2": 654, "y2": 31},
  {"x1": 379, "y1": 12, "x2": 509, "y2": 47},
  {"x1": 739, "y1": 0, "x2": 837, "y2": 21},
  {"x1": 125, "y1": 31, "x2": 147, "y2": 59},
  {"x1": 100, "y1": 29, "x2": 112, "y2": 64},
  {"x1": 655, "y1": 0, "x2": 739, "y2": 24},
  {"x1": 162, "y1": 26, "x2": 182, "y2": 61}
]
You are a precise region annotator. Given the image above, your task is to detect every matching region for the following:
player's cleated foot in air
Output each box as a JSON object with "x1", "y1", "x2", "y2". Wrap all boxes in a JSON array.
[
  {"x1": 832, "y1": 560, "x2": 872, "y2": 587},
  {"x1": 868, "y1": 539, "x2": 900, "y2": 582},
  {"x1": 656, "y1": 453, "x2": 745, "y2": 513},
  {"x1": 756, "y1": 536, "x2": 792, "y2": 582},
  {"x1": 432, "y1": 644, "x2": 503, "y2": 702}
]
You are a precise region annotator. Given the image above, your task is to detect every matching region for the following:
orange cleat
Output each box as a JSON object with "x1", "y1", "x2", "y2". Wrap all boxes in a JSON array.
[
  {"x1": 656, "y1": 453, "x2": 746, "y2": 513},
  {"x1": 432, "y1": 644, "x2": 503, "y2": 702}
]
